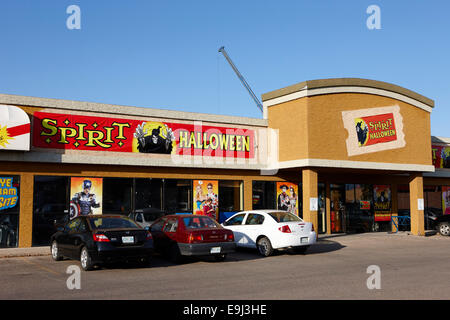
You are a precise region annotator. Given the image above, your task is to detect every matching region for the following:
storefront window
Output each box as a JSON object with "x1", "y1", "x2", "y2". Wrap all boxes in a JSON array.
[
  {"x1": 424, "y1": 186, "x2": 443, "y2": 230},
  {"x1": 103, "y1": 178, "x2": 133, "y2": 215},
  {"x1": 0, "y1": 176, "x2": 20, "y2": 248},
  {"x1": 135, "y1": 178, "x2": 163, "y2": 211},
  {"x1": 33, "y1": 176, "x2": 68, "y2": 246},
  {"x1": 345, "y1": 184, "x2": 375, "y2": 233},
  {"x1": 219, "y1": 180, "x2": 242, "y2": 222},
  {"x1": 252, "y1": 181, "x2": 276, "y2": 210},
  {"x1": 164, "y1": 179, "x2": 191, "y2": 214}
]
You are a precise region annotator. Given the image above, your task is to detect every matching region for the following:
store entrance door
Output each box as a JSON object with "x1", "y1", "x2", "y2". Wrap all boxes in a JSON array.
[{"x1": 330, "y1": 184, "x2": 346, "y2": 233}]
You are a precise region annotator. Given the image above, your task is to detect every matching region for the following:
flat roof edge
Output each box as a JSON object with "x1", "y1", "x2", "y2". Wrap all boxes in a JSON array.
[{"x1": 0, "y1": 93, "x2": 268, "y2": 127}]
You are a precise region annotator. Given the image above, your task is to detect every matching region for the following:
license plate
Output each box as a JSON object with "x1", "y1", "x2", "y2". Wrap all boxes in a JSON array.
[
  {"x1": 301, "y1": 237, "x2": 309, "y2": 244},
  {"x1": 210, "y1": 247, "x2": 221, "y2": 254},
  {"x1": 122, "y1": 236, "x2": 134, "y2": 244}
]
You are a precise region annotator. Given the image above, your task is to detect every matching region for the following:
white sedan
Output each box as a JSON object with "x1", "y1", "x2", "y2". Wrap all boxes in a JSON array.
[{"x1": 221, "y1": 210, "x2": 316, "y2": 257}]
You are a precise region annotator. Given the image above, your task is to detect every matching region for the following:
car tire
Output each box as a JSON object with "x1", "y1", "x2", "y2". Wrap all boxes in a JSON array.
[
  {"x1": 213, "y1": 254, "x2": 227, "y2": 262},
  {"x1": 257, "y1": 237, "x2": 273, "y2": 257},
  {"x1": 293, "y1": 246, "x2": 309, "y2": 254},
  {"x1": 50, "y1": 240, "x2": 63, "y2": 261},
  {"x1": 438, "y1": 222, "x2": 450, "y2": 236},
  {"x1": 80, "y1": 246, "x2": 94, "y2": 271},
  {"x1": 169, "y1": 243, "x2": 182, "y2": 264}
]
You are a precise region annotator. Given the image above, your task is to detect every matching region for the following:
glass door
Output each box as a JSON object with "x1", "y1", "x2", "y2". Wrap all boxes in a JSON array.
[{"x1": 330, "y1": 184, "x2": 345, "y2": 233}]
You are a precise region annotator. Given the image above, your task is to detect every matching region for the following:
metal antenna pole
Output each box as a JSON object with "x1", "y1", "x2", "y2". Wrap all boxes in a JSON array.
[{"x1": 218, "y1": 46, "x2": 263, "y2": 113}]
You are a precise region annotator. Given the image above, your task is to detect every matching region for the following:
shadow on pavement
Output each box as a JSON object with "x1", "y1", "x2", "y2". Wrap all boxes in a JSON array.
[{"x1": 93, "y1": 239, "x2": 346, "y2": 271}]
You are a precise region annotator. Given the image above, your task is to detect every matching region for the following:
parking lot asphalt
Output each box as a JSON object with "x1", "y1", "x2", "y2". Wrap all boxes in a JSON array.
[{"x1": 0, "y1": 232, "x2": 449, "y2": 300}]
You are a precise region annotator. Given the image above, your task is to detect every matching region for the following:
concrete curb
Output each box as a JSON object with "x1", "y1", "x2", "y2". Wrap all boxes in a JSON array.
[{"x1": 0, "y1": 247, "x2": 50, "y2": 258}]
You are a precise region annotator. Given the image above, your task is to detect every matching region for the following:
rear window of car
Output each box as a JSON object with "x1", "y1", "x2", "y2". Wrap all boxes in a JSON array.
[
  {"x1": 183, "y1": 216, "x2": 219, "y2": 229},
  {"x1": 268, "y1": 211, "x2": 302, "y2": 223},
  {"x1": 88, "y1": 217, "x2": 140, "y2": 230}
]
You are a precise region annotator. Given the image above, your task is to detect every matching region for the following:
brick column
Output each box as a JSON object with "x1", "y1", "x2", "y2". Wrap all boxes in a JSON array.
[
  {"x1": 326, "y1": 182, "x2": 332, "y2": 234},
  {"x1": 302, "y1": 169, "x2": 318, "y2": 237},
  {"x1": 243, "y1": 179, "x2": 253, "y2": 211},
  {"x1": 409, "y1": 173, "x2": 425, "y2": 236},
  {"x1": 18, "y1": 173, "x2": 34, "y2": 248}
]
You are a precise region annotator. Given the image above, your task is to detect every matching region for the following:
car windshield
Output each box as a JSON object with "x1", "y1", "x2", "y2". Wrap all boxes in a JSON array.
[
  {"x1": 183, "y1": 216, "x2": 219, "y2": 229},
  {"x1": 88, "y1": 216, "x2": 140, "y2": 230},
  {"x1": 268, "y1": 211, "x2": 302, "y2": 223}
]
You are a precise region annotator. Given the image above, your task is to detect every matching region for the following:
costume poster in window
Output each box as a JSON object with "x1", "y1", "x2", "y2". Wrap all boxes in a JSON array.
[
  {"x1": 70, "y1": 177, "x2": 103, "y2": 219},
  {"x1": 443, "y1": 186, "x2": 450, "y2": 215},
  {"x1": 193, "y1": 180, "x2": 218, "y2": 220},
  {"x1": 276, "y1": 182, "x2": 299, "y2": 216},
  {"x1": 373, "y1": 185, "x2": 391, "y2": 222}
]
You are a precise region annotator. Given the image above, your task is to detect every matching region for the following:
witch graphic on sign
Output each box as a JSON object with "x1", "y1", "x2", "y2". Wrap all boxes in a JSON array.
[{"x1": 134, "y1": 122, "x2": 175, "y2": 154}]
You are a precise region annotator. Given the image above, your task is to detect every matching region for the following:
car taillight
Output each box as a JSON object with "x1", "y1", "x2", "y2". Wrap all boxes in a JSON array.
[
  {"x1": 226, "y1": 232, "x2": 234, "y2": 242},
  {"x1": 145, "y1": 231, "x2": 153, "y2": 240},
  {"x1": 189, "y1": 234, "x2": 203, "y2": 243},
  {"x1": 278, "y1": 225, "x2": 291, "y2": 233},
  {"x1": 311, "y1": 224, "x2": 315, "y2": 232},
  {"x1": 93, "y1": 233, "x2": 110, "y2": 242}
]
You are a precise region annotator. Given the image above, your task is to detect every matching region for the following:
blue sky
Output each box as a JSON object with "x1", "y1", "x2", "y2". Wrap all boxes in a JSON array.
[{"x1": 0, "y1": 1, "x2": 449, "y2": 136}]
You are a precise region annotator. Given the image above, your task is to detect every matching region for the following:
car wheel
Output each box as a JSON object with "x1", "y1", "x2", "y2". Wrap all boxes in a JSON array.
[
  {"x1": 438, "y1": 222, "x2": 450, "y2": 236},
  {"x1": 50, "y1": 240, "x2": 63, "y2": 261},
  {"x1": 80, "y1": 246, "x2": 94, "y2": 271},
  {"x1": 213, "y1": 254, "x2": 227, "y2": 262},
  {"x1": 293, "y1": 246, "x2": 309, "y2": 254},
  {"x1": 169, "y1": 243, "x2": 182, "y2": 264},
  {"x1": 257, "y1": 237, "x2": 273, "y2": 257}
]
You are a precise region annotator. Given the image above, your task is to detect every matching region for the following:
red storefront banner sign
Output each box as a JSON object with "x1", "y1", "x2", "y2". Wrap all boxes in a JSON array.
[
  {"x1": 354, "y1": 113, "x2": 397, "y2": 147},
  {"x1": 32, "y1": 112, "x2": 255, "y2": 158}
]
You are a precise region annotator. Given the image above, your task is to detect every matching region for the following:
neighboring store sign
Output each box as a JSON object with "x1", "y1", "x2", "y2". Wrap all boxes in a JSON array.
[
  {"x1": 443, "y1": 186, "x2": 450, "y2": 215},
  {"x1": 33, "y1": 112, "x2": 255, "y2": 158},
  {"x1": 276, "y1": 182, "x2": 299, "y2": 216},
  {"x1": 342, "y1": 105, "x2": 405, "y2": 156},
  {"x1": 70, "y1": 177, "x2": 103, "y2": 219},
  {"x1": 432, "y1": 145, "x2": 450, "y2": 169},
  {"x1": 193, "y1": 180, "x2": 219, "y2": 220},
  {"x1": 0, "y1": 105, "x2": 31, "y2": 151},
  {"x1": 0, "y1": 177, "x2": 18, "y2": 211},
  {"x1": 373, "y1": 185, "x2": 391, "y2": 222}
]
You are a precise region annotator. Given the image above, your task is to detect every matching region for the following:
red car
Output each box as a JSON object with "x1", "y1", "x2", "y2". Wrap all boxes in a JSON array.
[{"x1": 149, "y1": 214, "x2": 235, "y2": 263}]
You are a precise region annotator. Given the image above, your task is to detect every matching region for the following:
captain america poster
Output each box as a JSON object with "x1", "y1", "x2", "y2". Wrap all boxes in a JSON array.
[{"x1": 70, "y1": 177, "x2": 103, "y2": 219}]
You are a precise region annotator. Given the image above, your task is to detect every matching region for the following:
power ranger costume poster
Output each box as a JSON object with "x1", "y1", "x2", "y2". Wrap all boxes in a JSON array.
[
  {"x1": 193, "y1": 180, "x2": 219, "y2": 220},
  {"x1": 373, "y1": 185, "x2": 391, "y2": 222},
  {"x1": 33, "y1": 112, "x2": 254, "y2": 159},
  {"x1": 70, "y1": 177, "x2": 103, "y2": 219},
  {"x1": 276, "y1": 182, "x2": 299, "y2": 216}
]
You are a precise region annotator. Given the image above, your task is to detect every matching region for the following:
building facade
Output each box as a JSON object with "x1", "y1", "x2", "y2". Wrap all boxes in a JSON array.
[{"x1": 0, "y1": 78, "x2": 449, "y2": 248}]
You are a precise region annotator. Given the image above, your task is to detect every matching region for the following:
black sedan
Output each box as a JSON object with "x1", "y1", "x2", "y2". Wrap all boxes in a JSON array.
[
  {"x1": 435, "y1": 214, "x2": 450, "y2": 236},
  {"x1": 50, "y1": 215, "x2": 154, "y2": 271}
]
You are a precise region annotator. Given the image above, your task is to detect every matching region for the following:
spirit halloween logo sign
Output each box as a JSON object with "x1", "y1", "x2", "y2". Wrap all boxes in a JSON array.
[
  {"x1": 0, "y1": 177, "x2": 18, "y2": 211},
  {"x1": 342, "y1": 106, "x2": 405, "y2": 157},
  {"x1": 354, "y1": 113, "x2": 397, "y2": 147},
  {"x1": 33, "y1": 112, "x2": 254, "y2": 158}
]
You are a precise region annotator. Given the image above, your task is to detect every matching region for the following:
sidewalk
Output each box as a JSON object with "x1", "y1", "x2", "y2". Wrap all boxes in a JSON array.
[{"x1": 0, "y1": 246, "x2": 50, "y2": 258}]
